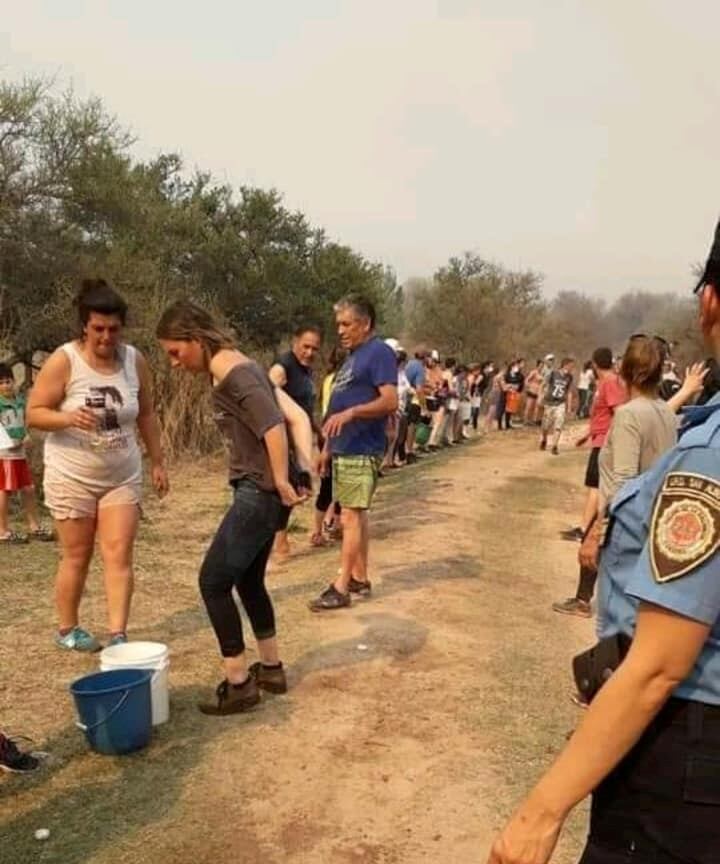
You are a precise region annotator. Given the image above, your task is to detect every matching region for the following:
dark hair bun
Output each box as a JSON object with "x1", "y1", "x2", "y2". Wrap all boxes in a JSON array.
[{"x1": 76, "y1": 279, "x2": 128, "y2": 327}]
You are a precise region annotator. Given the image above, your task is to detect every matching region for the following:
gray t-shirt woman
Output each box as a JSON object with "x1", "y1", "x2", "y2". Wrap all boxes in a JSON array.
[{"x1": 598, "y1": 397, "x2": 678, "y2": 509}]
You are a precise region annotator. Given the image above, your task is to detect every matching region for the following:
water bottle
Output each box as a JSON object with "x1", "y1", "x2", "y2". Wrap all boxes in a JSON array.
[{"x1": 85, "y1": 389, "x2": 106, "y2": 450}]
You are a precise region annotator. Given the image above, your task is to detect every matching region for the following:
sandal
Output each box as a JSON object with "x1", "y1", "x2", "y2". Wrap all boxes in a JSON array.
[
  {"x1": 29, "y1": 527, "x2": 55, "y2": 542},
  {"x1": 0, "y1": 532, "x2": 29, "y2": 545}
]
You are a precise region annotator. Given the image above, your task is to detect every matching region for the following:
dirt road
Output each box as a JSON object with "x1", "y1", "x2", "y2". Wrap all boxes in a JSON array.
[{"x1": 1, "y1": 428, "x2": 595, "y2": 863}]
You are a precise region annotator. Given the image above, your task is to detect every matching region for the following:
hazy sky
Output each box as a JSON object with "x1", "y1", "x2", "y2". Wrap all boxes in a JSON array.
[{"x1": 3, "y1": 0, "x2": 719, "y2": 297}]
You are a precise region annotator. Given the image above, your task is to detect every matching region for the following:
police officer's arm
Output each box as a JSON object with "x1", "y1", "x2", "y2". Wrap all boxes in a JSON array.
[
  {"x1": 268, "y1": 363, "x2": 288, "y2": 389},
  {"x1": 490, "y1": 452, "x2": 720, "y2": 864},
  {"x1": 487, "y1": 605, "x2": 710, "y2": 864}
]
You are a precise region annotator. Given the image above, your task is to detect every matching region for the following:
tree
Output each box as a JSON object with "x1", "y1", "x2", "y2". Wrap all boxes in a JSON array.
[
  {"x1": 407, "y1": 253, "x2": 544, "y2": 362},
  {"x1": 0, "y1": 78, "x2": 133, "y2": 364},
  {"x1": 539, "y1": 291, "x2": 607, "y2": 361},
  {"x1": 0, "y1": 76, "x2": 395, "y2": 454}
]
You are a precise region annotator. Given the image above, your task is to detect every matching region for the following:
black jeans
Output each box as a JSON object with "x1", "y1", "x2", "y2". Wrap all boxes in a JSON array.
[
  {"x1": 199, "y1": 480, "x2": 283, "y2": 658},
  {"x1": 577, "y1": 566, "x2": 598, "y2": 602},
  {"x1": 497, "y1": 392, "x2": 507, "y2": 429},
  {"x1": 578, "y1": 698, "x2": 720, "y2": 863},
  {"x1": 394, "y1": 413, "x2": 409, "y2": 462}
]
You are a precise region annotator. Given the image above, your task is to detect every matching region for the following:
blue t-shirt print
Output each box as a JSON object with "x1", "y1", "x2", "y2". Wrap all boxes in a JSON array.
[{"x1": 327, "y1": 337, "x2": 398, "y2": 456}]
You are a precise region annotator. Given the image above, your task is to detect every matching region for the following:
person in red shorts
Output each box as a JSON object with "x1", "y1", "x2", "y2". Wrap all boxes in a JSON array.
[
  {"x1": 559, "y1": 347, "x2": 627, "y2": 544},
  {"x1": 0, "y1": 364, "x2": 53, "y2": 543}
]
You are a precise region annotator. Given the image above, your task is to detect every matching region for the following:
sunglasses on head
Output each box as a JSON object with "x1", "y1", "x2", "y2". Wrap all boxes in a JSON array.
[{"x1": 629, "y1": 334, "x2": 671, "y2": 356}]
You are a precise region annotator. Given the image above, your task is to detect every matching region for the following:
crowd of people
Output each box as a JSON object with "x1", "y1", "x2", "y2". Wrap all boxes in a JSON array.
[
  {"x1": 487, "y1": 220, "x2": 720, "y2": 864},
  {"x1": 1, "y1": 281, "x2": 401, "y2": 722},
  {"x1": 4, "y1": 218, "x2": 720, "y2": 864},
  {"x1": 0, "y1": 283, "x2": 710, "y2": 700}
]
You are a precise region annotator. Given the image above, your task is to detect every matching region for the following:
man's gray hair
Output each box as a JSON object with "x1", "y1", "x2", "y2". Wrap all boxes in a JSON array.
[{"x1": 333, "y1": 293, "x2": 376, "y2": 329}]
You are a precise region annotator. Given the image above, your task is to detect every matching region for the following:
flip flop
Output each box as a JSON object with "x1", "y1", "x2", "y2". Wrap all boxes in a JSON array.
[{"x1": 0, "y1": 532, "x2": 29, "y2": 545}]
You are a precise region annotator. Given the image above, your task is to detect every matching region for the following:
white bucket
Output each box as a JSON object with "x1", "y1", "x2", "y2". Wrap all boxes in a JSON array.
[{"x1": 100, "y1": 641, "x2": 170, "y2": 726}]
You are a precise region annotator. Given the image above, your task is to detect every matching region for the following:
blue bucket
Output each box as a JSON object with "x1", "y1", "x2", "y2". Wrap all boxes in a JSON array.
[{"x1": 70, "y1": 668, "x2": 153, "y2": 755}]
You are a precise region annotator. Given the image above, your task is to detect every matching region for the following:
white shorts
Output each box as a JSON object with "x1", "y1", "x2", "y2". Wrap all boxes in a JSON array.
[{"x1": 43, "y1": 465, "x2": 142, "y2": 520}]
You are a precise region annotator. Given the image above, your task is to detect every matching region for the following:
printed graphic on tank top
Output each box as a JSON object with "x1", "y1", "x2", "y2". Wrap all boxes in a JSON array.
[
  {"x1": 44, "y1": 342, "x2": 141, "y2": 488},
  {"x1": 85, "y1": 385, "x2": 130, "y2": 451}
]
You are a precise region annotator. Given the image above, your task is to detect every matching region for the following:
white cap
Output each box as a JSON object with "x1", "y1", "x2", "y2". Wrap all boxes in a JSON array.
[
  {"x1": 430, "y1": 349, "x2": 440, "y2": 361},
  {"x1": 544, "y1": 353, "x2": 555, "y2": 362},
  {"x1": 384, "y1": 338, "x2": 400, "y2": 353}
]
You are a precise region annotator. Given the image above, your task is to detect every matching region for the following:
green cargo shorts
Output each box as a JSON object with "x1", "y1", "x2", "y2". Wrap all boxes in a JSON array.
[{"x1": 332, "y1": 455, "x2": 382, "y2": 510}]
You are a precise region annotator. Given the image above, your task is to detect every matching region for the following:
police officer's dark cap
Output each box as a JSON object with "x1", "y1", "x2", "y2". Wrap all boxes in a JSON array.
[{"x1": 695, "y1": 218, "x2": 720, "y2": 293}]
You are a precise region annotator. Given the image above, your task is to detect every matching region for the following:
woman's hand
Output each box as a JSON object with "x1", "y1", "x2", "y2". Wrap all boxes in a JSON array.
[
  {"x1": 680, "y1": 362, "x2": 709, "y2": 399},
  {"x1": 486, "y1": 799, "x2": 563, "y2": 864},
  {"x1": 276, "y1": 481, "x2": 306, "y2": 508},
  {"x1": 152, "y1": 463, "x2": 169, "y2": 499},
  {"x1": 66, "y1": 407, "x2": 98, "y2": 432}
]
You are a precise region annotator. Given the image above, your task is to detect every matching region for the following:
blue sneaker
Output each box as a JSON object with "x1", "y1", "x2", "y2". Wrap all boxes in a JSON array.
[
  {"x1": 107, "y1": 633, "x2": 128, "y2": 647},
  {"x1": 55, "y1": 626, "x2": 101, "y2": 653}
]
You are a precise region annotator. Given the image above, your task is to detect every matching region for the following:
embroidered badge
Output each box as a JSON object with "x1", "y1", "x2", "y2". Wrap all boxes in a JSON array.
[{"x1": 650, "y1": 472, "x2": 720, "y2": 583}]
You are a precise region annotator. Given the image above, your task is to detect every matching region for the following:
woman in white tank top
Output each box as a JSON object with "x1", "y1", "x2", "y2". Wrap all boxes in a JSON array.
[{"x1": 27, "y1": 280, "x2": 168, "y2": 652}]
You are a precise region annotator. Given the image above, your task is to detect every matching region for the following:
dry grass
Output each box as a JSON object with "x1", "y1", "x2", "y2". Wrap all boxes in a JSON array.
[{"x1": 1, "y1": 430, "x2": 593, "y2": 863}]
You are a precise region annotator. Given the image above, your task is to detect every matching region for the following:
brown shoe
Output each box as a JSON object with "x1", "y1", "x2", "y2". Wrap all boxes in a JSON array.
[
  {"x1": 249, "y1": 662, "x2": 288, "y2": 694},
  {"x1": 198, "y1": 677, "x2": 261, "y2": 716}
]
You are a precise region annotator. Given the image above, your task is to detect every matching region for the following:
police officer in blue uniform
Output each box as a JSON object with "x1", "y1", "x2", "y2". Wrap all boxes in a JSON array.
[{"x1": 487, "y1": 220, "x2": 720, "y2": 864}]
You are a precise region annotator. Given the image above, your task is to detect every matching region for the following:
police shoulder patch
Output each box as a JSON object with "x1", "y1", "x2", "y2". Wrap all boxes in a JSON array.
[{"x1": 650, "y1": 472, "x2": 720, "y2": 583}]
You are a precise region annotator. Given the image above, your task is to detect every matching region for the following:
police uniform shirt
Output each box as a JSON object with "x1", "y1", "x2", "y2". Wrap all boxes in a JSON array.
[{"x1": 597, "y1": 392, "x2": 720, "y2": 705}]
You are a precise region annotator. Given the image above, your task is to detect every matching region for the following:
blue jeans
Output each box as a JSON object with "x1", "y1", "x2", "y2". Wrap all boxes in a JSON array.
[{"x1": 199, "y1": 480, "x2": 283, "y2": 657}]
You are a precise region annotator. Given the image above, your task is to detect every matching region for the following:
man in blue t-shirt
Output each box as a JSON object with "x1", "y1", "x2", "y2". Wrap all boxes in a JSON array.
[
  {"x1": 403, "y1": 348, "x2": 427, "y2": 462},
  {"x1": 309, "y1": 294, "x2": 398, "y2": 612}
]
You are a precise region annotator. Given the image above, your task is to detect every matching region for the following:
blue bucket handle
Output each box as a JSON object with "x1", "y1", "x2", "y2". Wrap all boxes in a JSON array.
[{"x1": 75, "y1": 689, "x2": 131, "y2": 733}]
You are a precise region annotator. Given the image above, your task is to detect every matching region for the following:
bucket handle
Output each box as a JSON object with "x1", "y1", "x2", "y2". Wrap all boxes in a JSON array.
[{"x1": 75, "y1": 690, "x2": 131, "y2": 733}]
